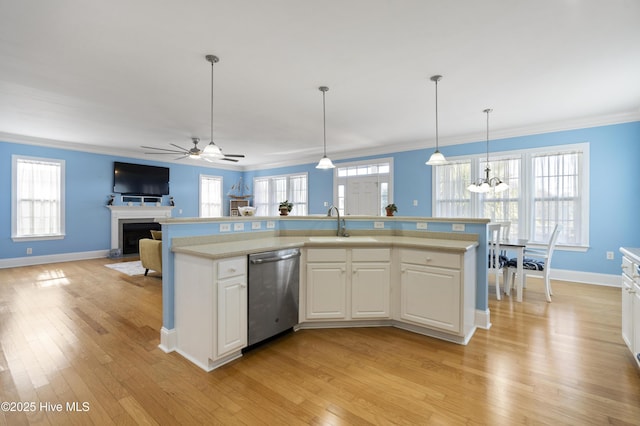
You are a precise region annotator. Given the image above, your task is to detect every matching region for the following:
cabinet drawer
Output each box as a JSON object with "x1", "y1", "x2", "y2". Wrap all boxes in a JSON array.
[
  {"x1": 622, "y1": 256, "x2": 634, "y2": 278},
  {"x1": 217, "y1": 257, "x2": 247, "y2": 279},
  {"x1": 400, "y1": 249, "x2": 460, "y2": 269},
  {"x1": 306, "y1": 248, "x2": 347, "y2": 262},
  {"x1": 352, "y1": 248, "x2": 390, "y2": 262}
]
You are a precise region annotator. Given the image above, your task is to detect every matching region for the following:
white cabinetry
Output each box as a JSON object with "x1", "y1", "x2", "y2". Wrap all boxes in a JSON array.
[
  {"x1": 305, "y1": 249, "x2": 348, "y2": 320},
  {"x1": 398, "y1": 248, "x2": 476, "y2": 341},
  {"x1": 351, "y1": 249, "x2": 391, "y2": 319},
  {"x1": 621, "y1": 250, "x2": 640, "y2": 368},
  {"x1": 174, "y1": 253, "x2": 247, "y2": 371},
  {"x1": 304, "y1": 248, "x2": 391, "y2": 321},
  {"x1": 216, "y1": 257, "x2": 248, "y2": 357}
]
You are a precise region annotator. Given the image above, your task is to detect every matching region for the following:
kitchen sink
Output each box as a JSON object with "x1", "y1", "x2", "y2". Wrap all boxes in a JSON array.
[{"x1": 307, "y1": 236, "x2": 378, "y2": 243}]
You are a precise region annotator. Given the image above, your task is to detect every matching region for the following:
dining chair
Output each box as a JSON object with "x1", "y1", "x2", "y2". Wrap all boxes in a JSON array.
[
  {"x1": 488, "y1": 223, "x2": 508, "y2": 300},
  {"x1": 506, "y1": 224, "x2": 561, "y2": 302}
]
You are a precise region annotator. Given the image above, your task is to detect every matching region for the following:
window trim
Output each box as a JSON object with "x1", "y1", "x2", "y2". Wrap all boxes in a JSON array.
[
  {"x1": 12, "y1": 155, "x2": 66, "y2": 242},
  {"x1": 199, "y1": 174, "x2": 223, "y2": 218},
  {"x1": 431, "y1": 143, "x2": 589, "y2": 251}
]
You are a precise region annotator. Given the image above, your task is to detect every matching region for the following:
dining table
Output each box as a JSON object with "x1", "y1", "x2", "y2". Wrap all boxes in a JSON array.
[{"x1": 499, "y1": 238, "x2": 529, "y2": 302}]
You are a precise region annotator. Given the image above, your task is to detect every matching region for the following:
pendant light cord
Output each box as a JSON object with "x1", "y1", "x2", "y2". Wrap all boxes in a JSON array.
[
  {"x1": 484, "y1": 108, "x2": 492, "y2": 178},
  {"x1": 322, "y1": 89, "x2": 327, "y2": 156},
  {"x1": 434, "y1": 78, "x2": 439, "y2": 150},
  {"x1": 210, "y1": 60, "x2": 214, "y2": 144}
]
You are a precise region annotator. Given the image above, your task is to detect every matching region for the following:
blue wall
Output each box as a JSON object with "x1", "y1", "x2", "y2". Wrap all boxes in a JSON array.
[
  {"x1": 0, "y1": 141, "x2": 242, "y2": 260},
  {"x1": 2, "y1": 121, "x2": 640, "y2": 277}
]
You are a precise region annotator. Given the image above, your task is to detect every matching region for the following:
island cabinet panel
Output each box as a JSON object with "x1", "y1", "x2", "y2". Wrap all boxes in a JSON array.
[
  {"x1": 399, "y1": 263, "x2": 461, "y2": 333},
  {"x1": 304, "y1": 248, "x2": 391, "y2": 321},
  {"x1": 398, "y1": 248, "x2": 473, "y2": 336},
  {"x1": 216, "y1": 264, "x2": 247, "y2": 358},
  {"x1": 174, "y1": 253, "x2": 247, "y2": 371},
  {"x1": 306, "y1": 262, "x2": 348, "y2": 319}
]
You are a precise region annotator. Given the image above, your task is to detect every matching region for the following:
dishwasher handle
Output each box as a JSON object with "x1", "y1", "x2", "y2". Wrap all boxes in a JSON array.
[{"x1": 250, "y1": 251, "x2": 300, "y2": 264}]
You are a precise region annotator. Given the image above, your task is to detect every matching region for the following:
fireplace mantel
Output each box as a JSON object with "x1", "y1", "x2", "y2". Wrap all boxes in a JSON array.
[{"x1": 107, "y1": 206, "x2": 173, "y2": 249}]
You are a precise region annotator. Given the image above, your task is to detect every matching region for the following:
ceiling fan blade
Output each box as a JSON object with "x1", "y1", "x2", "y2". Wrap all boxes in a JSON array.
[
  {"x1": 141, "y1": 145, "x2": 185, "y2": 154},
  {"x1": 223, "y1": 154, "x2": 245, "y2": 158},
  {"x1": 170, "y1": 143, "x2": 190, "y2": 152},
  {"x1": 221, "y1": 157, "x2": 239, "y2": 162},
  {"x1": 144, "y1": 151, "x2": 183, "y2": 155},
  {"x1": 201, "y1": 156, "x2": 214, "y2": 163},
  {"x1": 174, "y1": 154, "x2": 189, "y2": 160}
]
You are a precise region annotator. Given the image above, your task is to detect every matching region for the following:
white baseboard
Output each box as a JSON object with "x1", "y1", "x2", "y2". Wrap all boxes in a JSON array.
[
  {"x1": 551, "y1": 268, "x2": 620, "y2": 287},
  {"x1": 159, "y1": 327, "x2": 177, "y2": 353},
  {"x1": 475, "y1": 309, "x2": 491, "y2": 330},
  {"x1": 0, "y1": 250, "x2": 110, "y2": 269}
]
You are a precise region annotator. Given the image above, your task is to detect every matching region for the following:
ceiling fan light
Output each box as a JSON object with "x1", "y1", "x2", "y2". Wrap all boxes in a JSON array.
[
  {"x1": 202, "y1": 141, "x2": 224, "y2": 158},
  {"x1": 426, "y1": 150, "x2": 447, "y2": 166},
  {"x1": 316, "y1": 156, "x2": 335, "y2": 169}
]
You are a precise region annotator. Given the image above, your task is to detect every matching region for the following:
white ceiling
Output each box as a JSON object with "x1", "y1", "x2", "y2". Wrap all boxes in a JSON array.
[{"x1": 1, "y1": 0, "x2": 639, "y2": 169}]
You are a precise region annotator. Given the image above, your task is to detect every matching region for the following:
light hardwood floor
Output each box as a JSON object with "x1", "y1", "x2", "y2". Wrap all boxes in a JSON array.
[{"x1": 0, "y1": 258, "x2": 638, "y2": 425}]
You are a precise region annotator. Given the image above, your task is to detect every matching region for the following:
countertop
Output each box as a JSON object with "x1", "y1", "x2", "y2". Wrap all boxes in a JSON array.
[
  {"x1": 620, "y1": 247, "x2": 640, "y2": 264},
  {"x1": 172, "y1": 235, "x2": 479, "y2": 260}
]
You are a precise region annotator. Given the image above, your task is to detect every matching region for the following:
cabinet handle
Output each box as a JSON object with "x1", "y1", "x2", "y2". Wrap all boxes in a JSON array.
[
  {"x1": 241, "y1": 284, "x2": 247, "y2": 289},
  {"x1": 401, "y1": 268, "x2": 406, "y2": 273},
  {"x1": 425, "y1": 257, "x2": 432, "y2": 263},
  {"x1": 229, "y1": 268, "x2": 236, "y2": 273},
  {"x1": 352, "y1": 269, "x2": 357, "y2": 274}
]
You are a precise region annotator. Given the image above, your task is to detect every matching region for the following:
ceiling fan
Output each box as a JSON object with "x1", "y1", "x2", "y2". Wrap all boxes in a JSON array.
[
  {"x1": 142, "y1": 137, "x2": 243, "y2": 162},
  {"x1": 143, "y1": 54, "x2": 245, "y2": 163}
]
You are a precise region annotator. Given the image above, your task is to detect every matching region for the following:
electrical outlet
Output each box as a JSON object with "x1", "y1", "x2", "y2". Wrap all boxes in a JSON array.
[
  {"x1": 220, "y1": 223, "x2": 231, "y2": 232},
  {"x1": 416, "y1": 222, "x2": 428, "y2": 230},
  {"x1": 178, "y1": 209, "x2": 183, "y2": 214},
  {"x1": 266, "y1": 221, "x2": 275, "y2": 229},
  {"x1": 452, "y1": 224, "x2": 465, "y2": 232},
  {"x1": 251, "y1": 222, "x2": 262, "y2": 230},
  {"x1": 606, "y1": 251, "x2": 614, "y2": 260},
  {"x1": 324, "y1": 201, "x2": 329, "y2": 207},
  {"x1": 374, "y1": 222, "x2": 384, "y2": 229},
  {"x1": 413, "y1": 199, "x2": 418, "y2": 206},
  {"x1": 234, "y1": 223, "x2": 244, "y2": 231},
  {"x1": 26, "y1": 247, "x2": 32, "y2": 255}
]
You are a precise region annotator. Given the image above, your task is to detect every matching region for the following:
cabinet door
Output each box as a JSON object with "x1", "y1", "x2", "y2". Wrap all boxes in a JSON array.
[
  {"x1": 306, "y1": 262, "x2": 347, "y2": 320},
  {"x1": 622, "y1": 273, "x2": 634, "y2": 351},
  {"x1": 400, "y1": 263, "x2": 461, "y2": 333},
  {"x1": 352, "y1": 262, "x2": 390, "y2": 319},
  {"x1": 217, "y1": 275, "x2": 248, "y2": 357}
]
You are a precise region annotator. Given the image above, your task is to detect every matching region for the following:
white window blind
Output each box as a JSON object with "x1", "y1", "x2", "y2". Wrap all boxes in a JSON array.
[
  {"x1": 12, "y1": 156, "x2": 65, "y2": 240},
  {"x1": 199, "y1": 175, "x2": 223, "y2": 217}
]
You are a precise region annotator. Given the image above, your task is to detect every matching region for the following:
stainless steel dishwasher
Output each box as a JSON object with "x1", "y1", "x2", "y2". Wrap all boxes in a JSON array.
[{"x1": 247, "y1": 248, "x2": 300, "y2": 347}]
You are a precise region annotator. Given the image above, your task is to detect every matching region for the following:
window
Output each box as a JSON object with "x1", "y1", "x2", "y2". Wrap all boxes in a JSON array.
[
  {"x1": 433, "y1": 144, "x2": 589, "y2": 248},
  {"x1": 335, "y1": 158, "x2": 393, "y2": 216},
  {"x1": 253, "y1": 173, "x2": 308, "y2": 216},
  {"x1": 12, "y1": 155, "x2": 65, "y2": 241},
  {"x1": 200, "y1": 175, "x2": 223, "y2": 217}
]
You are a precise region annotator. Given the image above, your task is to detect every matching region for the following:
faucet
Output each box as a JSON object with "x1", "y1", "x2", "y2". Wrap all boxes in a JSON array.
[{"x1": 327, "y1": 206, "x2": 349, "y2": 237}]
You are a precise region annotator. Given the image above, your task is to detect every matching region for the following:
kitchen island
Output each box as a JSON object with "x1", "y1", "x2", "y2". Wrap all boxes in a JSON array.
[{"x1": 170, "y1": 231, "x2": 479, "y2": 371}]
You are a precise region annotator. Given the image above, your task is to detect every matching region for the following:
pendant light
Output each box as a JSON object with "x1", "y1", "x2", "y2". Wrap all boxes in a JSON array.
[
  {"x1": 202, "y1": 54, "x2": 225, "y2": 159},
  {"x1": 467, "y1": 109, "x2": 509, "y2": 193},
  {"x1": 426, "y1": 75, "x2": 448, "y2": 166},
  {"x1": 316, "y1": 86, "x2": 335, "y2": 169}
]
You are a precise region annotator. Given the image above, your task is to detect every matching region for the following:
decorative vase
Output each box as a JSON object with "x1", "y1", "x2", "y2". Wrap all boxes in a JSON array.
[
  {"x1": 386, "y1": 209, "x2": 394, "y2": 217},
  {"x1": 280, "y1": 207, "x2": 289, "y2": 216}
]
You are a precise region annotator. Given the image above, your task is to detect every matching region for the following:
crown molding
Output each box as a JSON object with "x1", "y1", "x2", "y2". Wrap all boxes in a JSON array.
[{"x1": 2, "y1": 111, "x2": 639, "y2": 172}]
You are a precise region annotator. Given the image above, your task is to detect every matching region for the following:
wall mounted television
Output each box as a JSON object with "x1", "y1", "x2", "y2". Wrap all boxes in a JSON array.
[{"x1": 113, "y1": 161, "x2": 170, "y2": 196}]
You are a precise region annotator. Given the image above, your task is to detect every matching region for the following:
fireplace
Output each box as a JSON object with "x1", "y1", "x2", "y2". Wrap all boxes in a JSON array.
[
  {"x1": 107, "y1": 205, "x2": 173, "y2": 251},
  {"x1": 121, "y1": 220, "x2": 161, "y2": 255}
]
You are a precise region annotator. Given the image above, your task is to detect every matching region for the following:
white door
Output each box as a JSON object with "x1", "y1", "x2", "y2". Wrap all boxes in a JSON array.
[{"x1": 346, "y1": 177, "x2": 379, "y2": 216}]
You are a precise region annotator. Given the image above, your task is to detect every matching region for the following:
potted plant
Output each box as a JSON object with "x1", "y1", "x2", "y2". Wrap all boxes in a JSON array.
[
  {"x1": 279, "y1": 200, "x2": 293, "y2": 216},
  {"x1": 385, "y1": 203, "x2": 397, "y2": 217}
]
